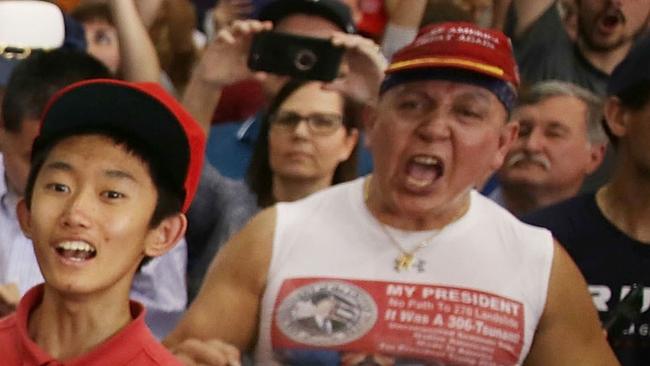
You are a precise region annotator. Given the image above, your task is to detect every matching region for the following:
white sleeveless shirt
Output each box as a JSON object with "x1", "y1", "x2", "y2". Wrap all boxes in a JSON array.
[{"x1": 254, "y1": 178, "x2": 553, "y2": 365}]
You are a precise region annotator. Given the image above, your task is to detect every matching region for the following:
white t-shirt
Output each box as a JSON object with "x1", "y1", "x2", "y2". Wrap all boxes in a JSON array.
[{"x1": 255, "y1": 177, "x2": 553, "y2": 365}]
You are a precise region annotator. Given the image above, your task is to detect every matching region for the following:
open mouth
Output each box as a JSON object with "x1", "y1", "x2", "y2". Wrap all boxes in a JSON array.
[
  {"x1": 55, "y1": 240, "x2": 97, "y2": 262},
  {"x1": 602, "y1": 15, "x2": 620, "y2": 28},
  {"x1": 600, "y1": 10, "x2": 624, "y2": 31},
  {"x1": 405, "y1": 155, "x2": 444, "y2": 189}
]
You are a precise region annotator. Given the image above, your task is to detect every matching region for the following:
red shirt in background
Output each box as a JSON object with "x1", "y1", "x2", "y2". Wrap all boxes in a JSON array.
[{"x1": 212, "y1": 79, "x2": 267, "y2": 124}]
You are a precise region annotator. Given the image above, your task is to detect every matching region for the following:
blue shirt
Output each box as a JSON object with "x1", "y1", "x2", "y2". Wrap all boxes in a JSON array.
[{"x1": 206, "y1": 115, "x2": 374, "y2": 180}]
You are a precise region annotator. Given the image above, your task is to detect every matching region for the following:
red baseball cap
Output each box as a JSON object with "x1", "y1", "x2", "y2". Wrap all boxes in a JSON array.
[
  {"x1": 35, "y1": 79, "x2": 205, "y2": 213},
  {"x1": 386, "y1": 22, "x2": 519, "y2": 88}
]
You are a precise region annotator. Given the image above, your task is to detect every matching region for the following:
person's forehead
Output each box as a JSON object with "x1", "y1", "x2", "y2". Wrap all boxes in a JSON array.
[
  {"x1": 517, "y1": 95, "x2": 588, "y2": 121},
  {"x1": 579, "y1": 0, "x2": 650, "y2": 13},
  {"x1": 385, "y1": 79, "x2": 497, "y2": 101},
  {"x1": 42, "y1": 135, "x2": 151, "y2": 179},
  {"x1": 279, "y1": 82, "x2": 342, "y2": 108},
  {"x1": 83, "y1": 18, "x2": 116, "y2": 30},
  {"x1": 274, "y1": 14, "x2": 341, "y2": 38},
  {"x1": 46, "y1": 134, "x2": 139, "y2": 163}
]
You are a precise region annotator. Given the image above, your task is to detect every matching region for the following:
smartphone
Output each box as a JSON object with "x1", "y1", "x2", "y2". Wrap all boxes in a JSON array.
[{"x1": 248, "y1": 31, "x2": 344, "y2": 82}]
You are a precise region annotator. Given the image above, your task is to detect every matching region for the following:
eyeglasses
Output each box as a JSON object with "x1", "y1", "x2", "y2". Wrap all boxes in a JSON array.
[{"x1": 270, "y1": 111, "x2": 344, "y2": 135}]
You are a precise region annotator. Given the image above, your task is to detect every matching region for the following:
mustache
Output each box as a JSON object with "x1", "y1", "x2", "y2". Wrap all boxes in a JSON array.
[{"x1": 505, "y1": 151, "x2": 551, "y2": 171}]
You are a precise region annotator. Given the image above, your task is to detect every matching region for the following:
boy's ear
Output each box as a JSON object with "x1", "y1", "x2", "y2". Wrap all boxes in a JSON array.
[
  {"x1": 144, "y1": 213, "x2": 187, "y2": 257},
  {"x1": 16, "y1": 199, "x2": 32, "y2": 239}
]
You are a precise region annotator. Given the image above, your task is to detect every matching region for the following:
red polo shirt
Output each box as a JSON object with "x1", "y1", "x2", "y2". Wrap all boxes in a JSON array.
[{"x1": 0, "y1": 285, "x2": 183, "y2": 365}]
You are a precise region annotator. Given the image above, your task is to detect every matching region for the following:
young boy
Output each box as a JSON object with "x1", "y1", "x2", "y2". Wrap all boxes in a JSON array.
[{"x1": 0, "y1": 78, "x2": 204, "y2": 365}]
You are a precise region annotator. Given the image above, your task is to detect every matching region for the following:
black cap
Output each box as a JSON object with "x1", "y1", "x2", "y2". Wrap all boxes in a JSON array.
[
  {"x1": 258, "y1": 0, "x2": 356, "y2": 34},
  {"x1": 607, "y1": 34, "x2": 650, "y2": 96},
  {"x1": 35, "y1": 79, "x2": 206, "y2": 212}
]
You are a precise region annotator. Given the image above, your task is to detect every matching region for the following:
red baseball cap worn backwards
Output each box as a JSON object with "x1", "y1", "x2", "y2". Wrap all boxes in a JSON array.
[
  {"x1": 382, "y1": 22, "x2": 520, "y2": 112},
  {"x1": 35, "y1": 79, "x2": 205, "y2": 213}
]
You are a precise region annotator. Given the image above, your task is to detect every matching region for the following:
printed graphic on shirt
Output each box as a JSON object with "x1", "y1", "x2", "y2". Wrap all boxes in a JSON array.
[
  {"x1": 272, "y1": 278, "x2": 525, "y2": 365},
  {"x1": 590, "y1": 284, "x2": 650, "y2": 356},
  {"x1": 276, "y1": 279, "x2": 378, "y2": 347}
]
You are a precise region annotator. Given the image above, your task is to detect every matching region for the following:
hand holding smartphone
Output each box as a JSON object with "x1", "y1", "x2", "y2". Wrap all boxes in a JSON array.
[{"x1": 248, "y1": 31, "x2": 344, "y2": 82}]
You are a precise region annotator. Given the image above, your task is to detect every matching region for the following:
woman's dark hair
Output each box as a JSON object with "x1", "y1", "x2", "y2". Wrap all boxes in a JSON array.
[
  {"x1": 603, "y1": 81, "x2": 650, "y2": 149},
  {"x1": 246, "y1": 79, "x2": 360, "y2": 208},
  {"x1": 70, "y1": 2, "x2": 114, "y2": 25},
  {"x1": 24, "y1": 127, "x2": 183, "y2": 229}
]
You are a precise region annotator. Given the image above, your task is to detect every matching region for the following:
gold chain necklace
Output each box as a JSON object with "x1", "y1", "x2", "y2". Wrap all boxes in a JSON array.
[
  {"x1": 378, "y1": 221, "x2": 439, "y2": 272},
  {"x1": 364, "y1": 176, "x2": 441, "y2": 273}
]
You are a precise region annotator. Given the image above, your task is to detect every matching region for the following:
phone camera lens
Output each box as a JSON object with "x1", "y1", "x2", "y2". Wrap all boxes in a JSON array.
[{"x1": 294, "y1": 49, "x2": 317, "y2": 71}]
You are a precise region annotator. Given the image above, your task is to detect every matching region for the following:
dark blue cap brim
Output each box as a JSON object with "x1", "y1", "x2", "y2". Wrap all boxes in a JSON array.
[{"x1": 380, "y1": 68, "x2": 517, "y2": 113}]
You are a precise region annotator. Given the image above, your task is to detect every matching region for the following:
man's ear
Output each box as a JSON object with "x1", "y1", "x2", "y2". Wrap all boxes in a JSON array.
[
  {"x1": 585, "y1": 142, "x2": 607, "y2": 174},
  {"x1": 144, "y1": 213, "x2": 187, "y2": 257},
  {"x1": 491, "y1": 120, "x2": 519, "y2": 170},
  {"x1": 16, "y1": 199, "x2": 32, "y2": 239},
  {"x1": 603, "y1": 96, "x2": 628, "y2": 138}
]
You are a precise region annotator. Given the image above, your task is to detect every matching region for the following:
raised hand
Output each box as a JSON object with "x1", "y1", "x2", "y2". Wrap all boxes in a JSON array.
[
  {"x1": 327, "y1": 32, "x2": 387, "y2": 106},
  {"x1": 194, "y1": 19, "x2": 273, "y2": 88},
  {"x1": 212, "y1": 0, "x2": 255, "y2": 30}
]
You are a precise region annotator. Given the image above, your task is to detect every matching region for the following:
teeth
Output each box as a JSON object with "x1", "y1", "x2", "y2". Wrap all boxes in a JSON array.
[
  {"x1": 406, "y1": 176, "x2": 432, "y2": 188},
  {"x1": 413, "y1": 156, "x2": 439, "y2": 165},
  {"x1": 57, "y1": 241, "x2": 96, "y2": 253}
]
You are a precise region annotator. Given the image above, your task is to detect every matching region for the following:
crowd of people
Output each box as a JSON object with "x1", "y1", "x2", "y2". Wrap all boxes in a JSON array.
[{"x1": 0, "y1": 0, "x2": 649, "y2": 365}]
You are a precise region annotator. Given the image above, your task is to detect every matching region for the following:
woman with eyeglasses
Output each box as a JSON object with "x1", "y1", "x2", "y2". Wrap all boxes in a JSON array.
[
  {"x1": 247, "y1": 79, "x2": 361, "y2": 208},
  {"x1": 185, "y1": 79, "x2": 361, "y2": 303}
]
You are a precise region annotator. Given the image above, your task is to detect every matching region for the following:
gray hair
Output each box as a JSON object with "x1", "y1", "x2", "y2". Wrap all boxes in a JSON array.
[{"x1": 516, "y1": 80, "x2": 608, "y2": 145}]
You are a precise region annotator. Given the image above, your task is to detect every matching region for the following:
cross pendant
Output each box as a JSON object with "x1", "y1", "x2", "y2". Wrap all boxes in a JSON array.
[{"x1": 394, "y1": 253, "x2": 414, "y2": 272}]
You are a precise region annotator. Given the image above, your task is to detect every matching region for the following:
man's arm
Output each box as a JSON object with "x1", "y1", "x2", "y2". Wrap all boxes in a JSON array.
[
  {"x1": 133, "y1": 0, "x2": 163, "y2": 28},
  {"x1": 164, "y1": 207, "x2": 276, "y2": 364},
  {"x1": 380, "y1": 0, "x2": 426, "y2": 59},
  {"x1": 182, "y1": 19, "x2": 272, "y2": 134},
  {"x1": 524, "y1": 241, "x2": 619, "y2": 365},
  {"x1": 110, "y1": 0, "x2": 161, "y2": 82}
]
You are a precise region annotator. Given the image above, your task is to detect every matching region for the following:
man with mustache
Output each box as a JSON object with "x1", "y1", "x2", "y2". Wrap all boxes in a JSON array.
[
  {"x1": 508, "y1": 0, "x2": 650, "y2": 95},
  {"x1": 491, "y1": 80, "x2": 608, "y2": 216},
  {"x1": 506, "y1": 0, "x2": 650, "y2": 194}
]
